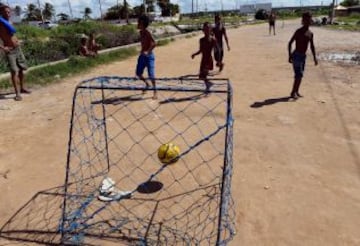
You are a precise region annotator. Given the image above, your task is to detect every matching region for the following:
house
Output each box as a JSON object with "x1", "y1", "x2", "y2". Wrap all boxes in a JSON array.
[
  {"x1": 334, "y1": 5, "x2": 348, "y2": 17},
  {"x1": 347, "y1": 5, "x2": 360, "y2": 15}
]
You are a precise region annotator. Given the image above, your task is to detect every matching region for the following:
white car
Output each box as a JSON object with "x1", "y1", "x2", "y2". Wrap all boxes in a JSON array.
[{"x1": 38, "y1": 21, "x2": 58, "y2": 29}]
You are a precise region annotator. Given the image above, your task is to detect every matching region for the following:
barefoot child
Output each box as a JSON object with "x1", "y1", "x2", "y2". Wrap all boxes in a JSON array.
[
  {"x1": 191, "y1": 22, "x2": 217, "y2": 92},
  {"x1": 288, "y1": 12, "x2": 318, "y2": 99},
  {"x1": 79, "y1": 37, "x2": 95, "y2": 57},
  {"x1": 212, "y1": 14, "x2": 230, "y2": 72},
  {"x1": 87, "y1": 33, "x2": 100, "y2": 55},
  {"x1": 136, "y1": 15, "x2": 157, "y2": 99}
]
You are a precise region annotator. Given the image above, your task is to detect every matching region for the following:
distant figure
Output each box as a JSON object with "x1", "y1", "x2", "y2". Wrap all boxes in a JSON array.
[
  {"x1": 288, "y1": 12, "x2": 318, "y2": 99},
  {"x1": 212, "y1": 14, "x2": 230, "y2": 72},
  {"x1": 87, "y1": 33, "x2": 100, "y2": 54},
  {"x1": 191, "y1": 22, "x2": 217, "y2": 92},
  {"x1": 79, "y1": 37, "x2": 95, "y2": 57},
  {"x1": 136, "y1": 15, "x2": 157, "y2": 99},
  {"x1": 268, "y1": 11, "x2": 276, "y2": 35},
  {"x1": 0, "y1": 5, "x2": 30, "y2": 101}
]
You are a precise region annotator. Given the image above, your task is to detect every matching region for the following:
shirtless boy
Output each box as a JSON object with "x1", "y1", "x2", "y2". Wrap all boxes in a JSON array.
[{"x1": 288, "y1": 12, "x2": 318, "y2": 99}]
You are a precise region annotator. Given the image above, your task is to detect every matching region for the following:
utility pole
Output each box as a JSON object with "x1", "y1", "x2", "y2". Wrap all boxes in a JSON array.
[
  {"x1": 37, "y1": 0, "x2": 44, "y2": 23},
  {"x1": 192, "y1": 0, "x2": 194, "y2": 15},
  {"x1": 98, "y1": 0, "x2": 103, "y2": 20},
  {"x1": 144, "y1": 0, "x2": 147, "y2": 14},
  {"x1": 330, "y1": 0, "x2": 336, "y2": 24},
  {"x1": 67, "y1": 0, "x2": 73, "y2": 19}
]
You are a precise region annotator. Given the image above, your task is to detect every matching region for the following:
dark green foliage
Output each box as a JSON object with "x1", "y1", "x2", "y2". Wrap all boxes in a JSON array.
[{"x1": 0, "y1": 48, "x2": 137, "y2": 89}]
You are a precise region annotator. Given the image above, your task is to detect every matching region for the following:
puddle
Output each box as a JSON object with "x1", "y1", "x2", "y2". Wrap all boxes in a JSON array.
[{"x1": 319, "y1": 52, "x2": 360, "y2": 65}]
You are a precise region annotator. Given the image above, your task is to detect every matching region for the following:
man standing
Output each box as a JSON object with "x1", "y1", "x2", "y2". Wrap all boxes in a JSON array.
[
  {"x1": 0, "y1": 5, "x2": 30, "y2": 101},
  {"x1": 212, "y1": 14, "x2": 230, "y2": 72}
]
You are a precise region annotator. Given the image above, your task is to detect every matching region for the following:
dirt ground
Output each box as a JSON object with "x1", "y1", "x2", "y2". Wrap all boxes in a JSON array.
[{"x1": 1, "y1": 19, "x2": 360, "y2": 245}]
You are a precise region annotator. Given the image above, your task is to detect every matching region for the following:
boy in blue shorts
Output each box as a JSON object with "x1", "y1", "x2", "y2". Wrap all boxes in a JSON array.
[
  {"x1": 288, "y1": 12, "x2": 318, "y2": 99},
  {"x1": 136, "y1": 15, "x2": 157, "y2": 99}
]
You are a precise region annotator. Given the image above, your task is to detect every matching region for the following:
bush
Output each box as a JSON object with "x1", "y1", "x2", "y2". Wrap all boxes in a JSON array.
[{"x1": 255, "y1": 9, "x2": 268, "y2": 20}]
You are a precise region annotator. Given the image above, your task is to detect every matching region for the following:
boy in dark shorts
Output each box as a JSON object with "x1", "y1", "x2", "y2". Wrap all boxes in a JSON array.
[
  {"x1": 0, "y1": 5, "x2": 30, "y2": 101},
  {"x1": 136, "y1": 15, "x2": 157, "y2": 99},
  {"x1": 268, "y1": 12, "x2": 276, "y2": 35},
  {"x1": 191, "y1": 22, "x2": 217, "y2": 92},
  {"x1": 288, "y1": 12, "x2": 318, "y2": 99},
  {"x1": 212, "y1": 14, "x2": 230, "y2": 72}
]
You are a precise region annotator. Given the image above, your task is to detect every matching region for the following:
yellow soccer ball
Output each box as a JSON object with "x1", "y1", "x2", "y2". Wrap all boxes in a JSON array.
[{"x1": 157, "y1": 143, "x2": 180, "y2": 164}]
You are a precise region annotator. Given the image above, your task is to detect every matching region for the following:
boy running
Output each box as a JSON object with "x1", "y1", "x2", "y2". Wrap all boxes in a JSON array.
[
  {"x1": 288, "y1": 12, "x2": 318, "y2": 99},
  {"x1": 212, "y1": 14, "x2": 230, "y2": 72},
  {"x1": 191, "y1": 22, "x2": 217, "y2": 92},
  {"x1": 136, "y1": 15, "x2": 157, "y2": 99}
]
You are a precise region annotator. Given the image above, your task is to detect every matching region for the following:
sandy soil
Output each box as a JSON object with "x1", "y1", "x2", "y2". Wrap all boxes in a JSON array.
[{"x1": 1, "y1": 19, "x2": 360, "y2": 245}]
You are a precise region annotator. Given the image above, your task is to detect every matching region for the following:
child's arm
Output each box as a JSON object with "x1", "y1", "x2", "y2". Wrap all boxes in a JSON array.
[
  {"x1": 191, "y1": 39, "x2": 202, "y2": 59},
  {"x1": 288, "y1": 32, "x2": 296, "y2": 63},
  {"x1": 191, "y1": 50, "x2": 201, "y2": 59},
  {"x1": 310, "y1": 33, "x2": 318, "y2": 66},
  {"x1": 223, "y1": 27, "x2": 230, "y2": 51}
]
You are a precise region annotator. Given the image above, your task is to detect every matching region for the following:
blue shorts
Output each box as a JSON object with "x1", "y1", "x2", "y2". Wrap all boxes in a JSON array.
[
  {"x1": 292, "y1": 51, "x2": 306, "y2": 79},
  {"x1": 136, "y1": 53, "x2": 155, "y2": 79}
]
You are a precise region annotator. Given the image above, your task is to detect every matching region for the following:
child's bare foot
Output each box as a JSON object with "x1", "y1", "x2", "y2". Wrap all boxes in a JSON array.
[
  {"x1": 14, "y1": 95, "x2": 22, "y2": 101},
  {"x1": 290, "y1": 93, "x2": 298, "y2": 99},
  {"x1": 219, "y1": 63, "x2": 224, "y2": 72},
  {"x1": 20, "y1": 88, "x2": 31, "y2": 94},
  {"x1": 142, "y1": 81, "x2": 150, "y2": 95},
  {"x1": 205, "y1": 81, "x2": 214, "y2": 93}
]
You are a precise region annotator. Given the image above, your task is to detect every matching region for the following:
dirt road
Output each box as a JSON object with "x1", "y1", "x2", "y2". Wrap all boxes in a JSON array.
[{"x1": 1, "y1": 19, "x2": 360, "y2": 245}]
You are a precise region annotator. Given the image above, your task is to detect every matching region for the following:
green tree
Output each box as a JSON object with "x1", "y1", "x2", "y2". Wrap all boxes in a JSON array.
[
  {"x1": 25, "y1": 3, "x2": 42, "y2": 21},
  {"x1": 42, "y1": 2, "x2": 55, "y2": 20},
  {"x1": 83, "y1": 7, "x2": 92, "y2": 19},
  {"x1": 340, "y1": 0, "x2": 360, "y2": 6},
  {"x1": 133, "y1": 4, "x2": 145, "y2": 16},
  {"x1": 146, "y1": 0, "x2": 155, "y2": 13},
  {"x1": 169, "y1": 3, "x2": 179, "y2": 16},
  {"x1": 157, "y1": 0, "x2": 170, "y2": 16}
]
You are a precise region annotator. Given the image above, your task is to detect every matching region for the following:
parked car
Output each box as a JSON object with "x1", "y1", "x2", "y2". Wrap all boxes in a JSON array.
[{"x1": 38, "y1": 21, "x2": 58, "y2": 29}]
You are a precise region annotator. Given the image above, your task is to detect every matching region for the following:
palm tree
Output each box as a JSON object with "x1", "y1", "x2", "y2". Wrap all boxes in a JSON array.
[
  {"x1": 42, "y1": 2, "x2": 55, "y2": 20},
  {"x1": 157, "y1": 0, "x2": 171, "y2": 16},
  {"x1": 83, "y1": 7, "x2": 92, "y2": 19},
  {"x1": 123, "y1": 0, "x2": 129, "y2": 23},
  {"x1": 25, "y1": 3, "x2": 42, "y2": 21}
]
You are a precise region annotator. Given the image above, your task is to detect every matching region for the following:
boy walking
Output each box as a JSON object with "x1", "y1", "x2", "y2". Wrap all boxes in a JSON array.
[
  {"x1": 288, "y1": 12, "x2": 318, "y2": 99},
  {"x1": 212, "y1": 14, "x2": 230, "y2": 72},
  {"x1": 136, "y1": 15, "x2": 157, "y2": 99},
  {"x1": 0, "y1": 5, "x2": 30, "y2": 101},
  {"x1": 191, "y1": 22, "x2": 217, "y2": 92}
]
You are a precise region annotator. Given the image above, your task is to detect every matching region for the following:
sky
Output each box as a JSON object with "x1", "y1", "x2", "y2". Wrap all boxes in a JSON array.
[{"x1": 3, "y1": 0, "x2": 335, "y2": 19}]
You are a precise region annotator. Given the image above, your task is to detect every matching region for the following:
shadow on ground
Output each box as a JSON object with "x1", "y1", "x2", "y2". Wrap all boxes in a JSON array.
[{"x1": 250, "y1": 96, "x2": 293, "y2": 108}]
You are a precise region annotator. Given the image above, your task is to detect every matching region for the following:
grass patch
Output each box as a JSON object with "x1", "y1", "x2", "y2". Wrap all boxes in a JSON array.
[
  {"x1": 157, "y1": 38, "x2": 173, "y2": 46},
  {"x1": 0, "y1": 47, "x2": 137, "y2": 90}
]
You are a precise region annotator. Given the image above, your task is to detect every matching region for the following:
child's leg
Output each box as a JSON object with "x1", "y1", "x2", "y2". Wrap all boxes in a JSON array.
[
  {"x1": 147, "y1": 53, "x2": 157, "y2": 99},
  {"x1": 136, "y1": 54, "x2": 150, "y2": 92}
]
